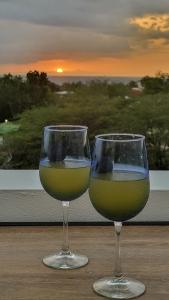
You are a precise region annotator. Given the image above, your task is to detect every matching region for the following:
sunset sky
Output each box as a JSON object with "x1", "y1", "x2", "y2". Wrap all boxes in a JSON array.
[{"x1": 0, "y1": 0, "x2": 169, "y2": 76}]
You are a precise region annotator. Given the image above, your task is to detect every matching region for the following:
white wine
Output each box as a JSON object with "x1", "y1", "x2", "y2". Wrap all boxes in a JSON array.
[
  {"x1": 39, "y1": 159, "x2": 90, "y2": 201},
  {"x1": 89, "y1": 171, "x2": 149, "y2": 221}
]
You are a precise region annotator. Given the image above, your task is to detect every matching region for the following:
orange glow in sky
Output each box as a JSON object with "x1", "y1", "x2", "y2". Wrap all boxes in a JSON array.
[
  {"x1": 1, "y1": 12, "x2": 169, "y2": 76},
  {"x1": 1, "y1": 49, "x2": 169, "y2": 77}
]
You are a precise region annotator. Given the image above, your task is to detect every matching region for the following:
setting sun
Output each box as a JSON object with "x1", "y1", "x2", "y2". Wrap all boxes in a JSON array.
[{"x1": 56, "y1": 68, "x2": 63, "y2": 73}]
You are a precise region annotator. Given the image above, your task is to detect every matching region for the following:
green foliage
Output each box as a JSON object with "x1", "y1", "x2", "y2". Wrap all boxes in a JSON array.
[
  {"x1": 0, "y1": 74, "x2": 26, "y2": 120},
  {"x1": 7, "y1": 93, "x2": 119, "y2": 168},
  {"x1": 0, "y1": 71, "x2": 58, "y2": 121},
  {"x1": 0, "y1": 121, "x2": 20, "y2": 135},
  {"x1": 127, "y1": 80, "x2": 138, "y2": 88},
  {"x1": 1, "y1": 71, "x2": 169, "y2": 169},
  {"x1": 141, "y1": 72, "x2": 169, "y2": 94},
  {"x1": 26, "y1": 71, "x2": 49, "y2": 86},
  {"x1": 7, "y1": 90, "x2": 169, "y2": 170},
  {"x1": 108, "y1": 83, "x2": 130, "y2": 98},
  {"x1": 114, "y1": 93, "x2": 169, "y2": 169}
]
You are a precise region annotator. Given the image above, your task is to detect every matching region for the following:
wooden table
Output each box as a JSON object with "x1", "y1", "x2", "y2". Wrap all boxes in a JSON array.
[{"x1": 0, "y1": 226, "x2": 168, "y2": 300}]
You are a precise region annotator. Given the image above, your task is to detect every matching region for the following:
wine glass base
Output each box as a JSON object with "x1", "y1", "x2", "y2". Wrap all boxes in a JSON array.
[
  {"x1": 93, "y1": 276, "x2": 145, "y2": 299},
  {"x1": 43, "y1": 251, "x2": 88, "y2": 269}
]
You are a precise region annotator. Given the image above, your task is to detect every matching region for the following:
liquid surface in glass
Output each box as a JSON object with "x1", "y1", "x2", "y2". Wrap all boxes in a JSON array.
[
  {"x1": 89, "y1": 170, "x2": 149, "y2": 221},
  {"x1": 39, "y1": 159, "x2": 90, "y2": 201}
]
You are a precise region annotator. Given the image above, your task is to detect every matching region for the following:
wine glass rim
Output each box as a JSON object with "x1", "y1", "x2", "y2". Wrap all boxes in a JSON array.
[
  {"x1": 95, "y1": 133, "x2": 145, "y2": 142},
  {"x1": 44, "y1": 125, "x2": 88, "y2": 132}
]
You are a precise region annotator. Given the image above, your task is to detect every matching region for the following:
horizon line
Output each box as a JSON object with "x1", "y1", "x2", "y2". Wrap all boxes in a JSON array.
[{"x1": 0, "y1": 73, "x2": 148, "y2": 78}]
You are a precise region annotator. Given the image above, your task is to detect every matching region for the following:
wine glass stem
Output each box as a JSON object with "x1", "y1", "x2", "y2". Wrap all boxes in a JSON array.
[
  {"x1": 62, "y1": 201, "x2": 70, "y2": 254},
  {"x1": 114, "y1": 221, "x2": 123, "y2": 277}
]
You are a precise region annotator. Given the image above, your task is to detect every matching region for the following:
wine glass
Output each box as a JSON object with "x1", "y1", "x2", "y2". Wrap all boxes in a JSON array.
[
  {"x1": 89, "y1": 133, "x2": 150, "y2": 299},
  {"x1": 39, "y1": 125, "x2": 91, "y2": 269}
]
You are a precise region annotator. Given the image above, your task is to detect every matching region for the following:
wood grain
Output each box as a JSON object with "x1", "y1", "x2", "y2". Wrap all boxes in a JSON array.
[{"x1": 0, "y1": 226, "x2": 168, "y2": 300}]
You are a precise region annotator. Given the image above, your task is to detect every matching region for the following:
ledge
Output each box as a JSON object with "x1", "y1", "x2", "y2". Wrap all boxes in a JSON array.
[{"x1": 0, "y1": 171, "x2": 168, "y2": 223}]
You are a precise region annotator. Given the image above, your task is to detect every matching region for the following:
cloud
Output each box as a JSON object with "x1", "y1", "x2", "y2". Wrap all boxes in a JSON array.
[
  {"x1": 126, "y1": 0, "x2": 169, "y2": 18},
  {"x1": 0, "y1": 19, "x2": 131, "y2": 64},
  {"x1": 0, "y1": 0, "x2": 130, "y2": 36},
  {"x1": 129, "y1": 14, "x2": 169, "y2": 33},
  {"x1": 0, "y1": 0, "x2": 169, "y2": 66},
  {"x1": 0, "y1": 0, "x2": 168, "y2": 33},
  {"x1": 128, "y1": 13, "x2": 169, "y2": 54}
]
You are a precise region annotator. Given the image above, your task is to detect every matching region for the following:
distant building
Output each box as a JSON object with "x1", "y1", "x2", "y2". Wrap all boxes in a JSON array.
[
  {"x1": 131, "y1": 86, "x2": 143, "y2": 96},
  {"x1": 55, "y1": 90, "x2": 74, "y2": 96}
]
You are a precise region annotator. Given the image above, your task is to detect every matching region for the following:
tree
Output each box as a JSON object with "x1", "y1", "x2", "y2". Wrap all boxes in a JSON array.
[
  {"x1": 0, "y1": 71, "x2": 58, "y2": 122},
  {"x1": 128, "y1": 80, "x2": 138, "y2": 88},
  {"x1": 0, "y1": 74, "x2": 27, "y2": 121},
  {"x1": 141, "y1": 72, "x2": 169, "y2": 94},
  {"x1": 26, "y1": 70, "x2": 56, "y2": 107},
  {"x1": 1, "y1": 72, "x2": 169, "y2": 170},
  {"x1": 108, "y1": 83, "x2": 130, "y2": 98}
]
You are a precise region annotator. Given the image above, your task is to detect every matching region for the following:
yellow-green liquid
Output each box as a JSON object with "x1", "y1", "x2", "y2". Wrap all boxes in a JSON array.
[
  {"x1": 89, "y1": 171, "x2": 149, "y2": 221},
  {"x1": 39, "y1": 160, "x2": 90, "y2": 201}
]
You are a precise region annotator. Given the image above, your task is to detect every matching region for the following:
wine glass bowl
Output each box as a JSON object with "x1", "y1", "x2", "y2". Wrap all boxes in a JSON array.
[
  {"x1": 39, "y1": 125, "x2": 91, "y2": 269},
  {"x1": 89, "y1": 133, "x2": 150, "y2": 299}
]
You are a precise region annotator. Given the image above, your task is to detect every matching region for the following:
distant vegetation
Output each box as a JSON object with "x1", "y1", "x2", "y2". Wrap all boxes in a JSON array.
[{"x1": 0, "y1": 70, "x2": 169, "y2": 170}]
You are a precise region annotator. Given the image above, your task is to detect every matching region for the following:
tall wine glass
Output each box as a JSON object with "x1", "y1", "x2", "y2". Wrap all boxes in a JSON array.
[
  {"x1": 39, "y1": 125, "x2": 91, "y2": 269},
  {"x1": 89, "y1": 133, "x2": 150, "y2": 299}
]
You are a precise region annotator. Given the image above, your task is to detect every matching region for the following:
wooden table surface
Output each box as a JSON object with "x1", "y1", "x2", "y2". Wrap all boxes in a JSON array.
[{"x1": 0, "y1": 226, "x2": 168, "y2": 300}]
